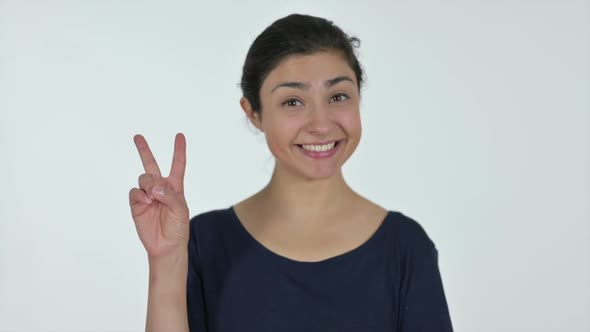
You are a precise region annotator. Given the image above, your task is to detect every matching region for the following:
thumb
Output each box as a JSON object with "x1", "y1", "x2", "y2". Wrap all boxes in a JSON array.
[{"x1": 151, "y1": 186, "x2": 188, "y2": 220}]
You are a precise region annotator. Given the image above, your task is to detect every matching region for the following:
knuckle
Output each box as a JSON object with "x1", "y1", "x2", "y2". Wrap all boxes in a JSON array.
[
  {"x1": 128, "y1": 188, "x2": 140, "y2": 203},
  {"x1": 155, "y1": 177, "x2": 170, "y2": 189},
  {"x1": 138, "y1": 173, "x2": 155, "y2": 188}
]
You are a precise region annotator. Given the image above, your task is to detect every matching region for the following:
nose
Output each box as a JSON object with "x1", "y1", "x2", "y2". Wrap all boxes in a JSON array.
[{"x1": 305, "y1": 103, "x2": 333, "y2": 135}]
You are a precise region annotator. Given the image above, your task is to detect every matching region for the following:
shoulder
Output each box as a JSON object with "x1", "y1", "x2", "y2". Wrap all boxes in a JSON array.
[
  {"x1": 190, "y1": 207, "x2": 230, "y2": 226},
  {"x1": 187, "y1": 207, "x2": 234, "y2": 264},
  {"x1": 354, "y1": 198, "x2": 435, "y2": 251},
  {"x1": 387, "y1": 210, "x2": 437, "y2": 253},
  {"x1": 188, "y1": 207, "x2": 233, "y2": 239}
]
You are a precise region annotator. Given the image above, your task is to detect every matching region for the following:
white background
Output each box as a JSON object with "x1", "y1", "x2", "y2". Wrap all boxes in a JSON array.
[{"x1": 1, "y1": 1, "x2": 589, "y2": 331}]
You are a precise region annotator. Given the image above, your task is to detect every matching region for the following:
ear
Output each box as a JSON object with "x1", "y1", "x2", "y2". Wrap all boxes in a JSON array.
[{"x1": 240, "y1": 97, "x2": 263, "y2": 132}]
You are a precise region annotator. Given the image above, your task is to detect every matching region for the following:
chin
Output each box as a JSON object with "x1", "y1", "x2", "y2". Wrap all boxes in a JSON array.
[{"x1": 300, "y1": 166, "x2": 343, "y2": 181}]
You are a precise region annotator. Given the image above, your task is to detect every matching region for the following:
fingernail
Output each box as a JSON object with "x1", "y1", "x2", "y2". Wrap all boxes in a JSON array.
[
  {"x1": 152, "y1": 186, "x2": 165, "y2": 196},
  {"x1": 144, "y1": 196, "x2": 153, "y2": 204}
]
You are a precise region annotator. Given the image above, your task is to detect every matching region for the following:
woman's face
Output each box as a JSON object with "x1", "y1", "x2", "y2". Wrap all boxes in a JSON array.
[{"x1": 242, "y1": 51, "x2": 362, "y2": 180}]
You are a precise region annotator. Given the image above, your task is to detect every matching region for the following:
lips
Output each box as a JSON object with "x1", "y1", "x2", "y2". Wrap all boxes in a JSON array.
[
  {"x1": 295, "y1": 139, "x2": 343, "y2": 159},
  {"x1": 295, "y1": 139, "x2": 342, "y2": 148}
]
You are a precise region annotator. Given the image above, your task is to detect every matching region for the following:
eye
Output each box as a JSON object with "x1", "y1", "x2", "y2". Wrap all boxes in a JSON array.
[
  {"x1": 281, "y1": 98, "x2": 303, "y2": 107},
  {"x1": 330, "y1": 93, "x2": 349, "y2": 103}
]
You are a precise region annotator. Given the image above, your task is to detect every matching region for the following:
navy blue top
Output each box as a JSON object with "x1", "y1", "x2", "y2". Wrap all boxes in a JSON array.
[{"x1": 186, "y1": 206, "x2": 453, "y2": 332}]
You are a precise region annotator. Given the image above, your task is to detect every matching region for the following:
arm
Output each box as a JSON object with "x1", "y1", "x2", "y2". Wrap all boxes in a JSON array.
[
  {"x1": 146, "y1": 250, "x2": 190, "y2": 332},
  {"x1": 399, "y1": 243, "x2": 453, "y2": 331},
  {"x1": 396, "y1": 218, "x2": 453, "y2": 331},
  {"x1": 129, "y1": 133, "x2": 191, "y2": 331}
]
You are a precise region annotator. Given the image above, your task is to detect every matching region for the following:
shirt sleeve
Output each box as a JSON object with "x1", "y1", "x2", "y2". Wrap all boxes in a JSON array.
[
  {"x1": 397, "y1": 218, "x2": 454, "y2": 332},
  {"x1": 187, "y1": 216, "x2": 209, "y2": 332}
]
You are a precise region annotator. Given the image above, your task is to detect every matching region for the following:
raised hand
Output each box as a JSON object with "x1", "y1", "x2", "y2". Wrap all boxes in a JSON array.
[{"x1": 129, "y1": 133, "x2": 190, "y2": 259}]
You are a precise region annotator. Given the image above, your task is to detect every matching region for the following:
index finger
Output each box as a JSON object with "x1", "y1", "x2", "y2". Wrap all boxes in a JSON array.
[
  {"x1": 133, "y1": 134, "x2": 162, "y2": 176},
  {"x1": 169, "y1": 133, "x2": 186, "y2": 190}
]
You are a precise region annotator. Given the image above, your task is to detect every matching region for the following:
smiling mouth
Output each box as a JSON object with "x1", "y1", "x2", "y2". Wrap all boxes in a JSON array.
[{"x1": 295, "y1": 140, "x2": 342, "y2": 152}]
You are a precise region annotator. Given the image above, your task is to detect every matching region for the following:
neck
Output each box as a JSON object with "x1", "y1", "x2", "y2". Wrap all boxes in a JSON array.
[{"x1": 257, "y1": 161, "x2": 358, "y2": 223}]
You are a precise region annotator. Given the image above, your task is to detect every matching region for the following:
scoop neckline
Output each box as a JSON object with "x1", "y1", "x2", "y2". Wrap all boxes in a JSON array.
[{"x1": 228, "y1": 205, "x2": 392, "y2": 266}]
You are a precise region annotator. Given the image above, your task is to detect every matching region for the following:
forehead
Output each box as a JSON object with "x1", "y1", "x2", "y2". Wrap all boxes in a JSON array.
[{"x1": 261, "y1": 52, "x2": 356, "y2": 92}]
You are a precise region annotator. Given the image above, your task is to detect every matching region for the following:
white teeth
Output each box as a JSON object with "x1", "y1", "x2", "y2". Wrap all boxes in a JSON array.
[{"x1": 301, "y1": 142, "x2": 336, "y2": 152}]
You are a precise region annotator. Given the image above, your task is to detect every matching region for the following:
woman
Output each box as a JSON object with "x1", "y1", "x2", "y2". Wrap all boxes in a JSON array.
[{"x1": 129, "y1": 13, "x2": 453, "y2": 332}]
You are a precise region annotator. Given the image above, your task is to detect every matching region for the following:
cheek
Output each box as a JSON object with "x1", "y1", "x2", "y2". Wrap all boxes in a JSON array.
[
  {"x1": 338, "y1": 109, "x2": 362, "y2": 138},
  {"x1": 262, "y1": 117, "x2": 300, "y2": 154}
]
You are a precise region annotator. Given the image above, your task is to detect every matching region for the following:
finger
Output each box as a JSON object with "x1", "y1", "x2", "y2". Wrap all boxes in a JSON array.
[
  {"x1": 169, "y1": 133, "x2": 186, "y2": 191},
  {"x1": 133, "y1": 134, "x2": 162, "y2": 176},
  {"x1": 129, "y1": 187, "x2": 154, "y2": 207},
  {"x1": 150, "y1": 186, "x2": 189, "y2": 222},
  {"x1": 138, "y1": 173, "x2": 161, "y2": 200}
]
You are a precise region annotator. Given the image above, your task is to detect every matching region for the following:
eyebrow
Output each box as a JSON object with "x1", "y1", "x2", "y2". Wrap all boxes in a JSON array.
[{"x1": 270, "y1": 75, "x2": 355, "y2": 93}]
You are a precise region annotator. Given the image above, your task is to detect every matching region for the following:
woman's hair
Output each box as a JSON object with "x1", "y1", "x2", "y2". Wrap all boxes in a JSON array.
[{"x1": 240, "y1": 13, "x2": 364, "y2": 114}]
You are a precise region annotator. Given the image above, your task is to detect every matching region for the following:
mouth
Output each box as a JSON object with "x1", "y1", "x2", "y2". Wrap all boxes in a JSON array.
[{"x1": 295, "y1": 140, "x2": 343, "y2": 156}]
